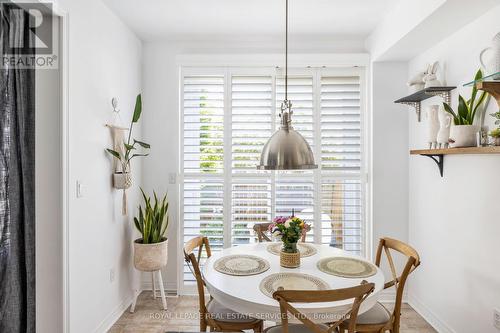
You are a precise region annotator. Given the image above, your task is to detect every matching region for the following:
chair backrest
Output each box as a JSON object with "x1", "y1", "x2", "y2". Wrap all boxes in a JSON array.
[
  {"x1": 183, "y1": 236, "x2": 212, "y2": 317},
  {"x1": 273, "y1": 281, "x2": 375, "y2": 333},
  {"x1": 253, "y1": 222, "x2": 308, "y2": 243},
  {"x1": 374, "y1": 237, "x2": 420, "y2": 326}
]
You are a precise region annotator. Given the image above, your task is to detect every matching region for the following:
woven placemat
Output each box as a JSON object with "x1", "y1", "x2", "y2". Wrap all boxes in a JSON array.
[
  {"x1": 259, "y1": 272, "x2": 329, "y2": 298},
  {"x1": 214, "y1": 255, "x2": 270, "y2": 276},
  {"x1": 317, "y1": 257, "x2": 377, "y2": 278},
  {"x1": 266, "y1": 243, "x2": 317, "y2": 257}
]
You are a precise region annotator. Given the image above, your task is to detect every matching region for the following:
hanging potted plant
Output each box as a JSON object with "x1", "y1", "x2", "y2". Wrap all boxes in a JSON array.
[
  {"x1": 269, "y1": 216, "x2": 309, "y2": 268},
  {"x1": 133, "y1": 189, "x2": 170, "y2": 271},
  {"x1": 106, "y1": 94, "x2": 150, "y2": 190},
  {"x1": 443, "y1": 69, "x2": 488, "y2": 147},
  {"x1": 106, "y1": 94, "x2": 150, "y2": 215}
]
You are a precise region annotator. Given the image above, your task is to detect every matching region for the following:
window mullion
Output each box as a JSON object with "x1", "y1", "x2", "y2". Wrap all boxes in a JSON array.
[
  {"x1": 313, "y1": 68, "x2": 322, "y2": 244},
  {"x1": 223, "y1": 68, "x2": 232, "y2": 248},
  {"x1": 271, "y1": 71, "x2": 276, "y2": 219}
]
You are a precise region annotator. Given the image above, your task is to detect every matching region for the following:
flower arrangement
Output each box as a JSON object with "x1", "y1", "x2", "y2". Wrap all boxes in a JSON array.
[{"x1": 268, "y1": 216, "x2": 310, "y2": 253}]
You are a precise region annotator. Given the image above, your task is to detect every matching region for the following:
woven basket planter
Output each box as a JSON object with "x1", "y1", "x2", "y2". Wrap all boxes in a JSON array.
[
  {"x1": 134, "y1": 238, "x2": 168, "y2": 272},
  {"x1": 113, "y1": 172, "x2": 132, "y2": 190},
  {"x1": 280, "y1": 250, "x2": 300, "y2": 268}
]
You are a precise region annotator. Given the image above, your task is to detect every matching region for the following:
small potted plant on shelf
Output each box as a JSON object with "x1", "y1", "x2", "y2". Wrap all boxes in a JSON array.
[
  {"x1": 443, "y1": 69, "x2": 489, "y2": 147},
  {"x1": 269, "y1": 216, "x2": 309, "y2": 268},
  {"x1": 106, "y1": 94, "x2": 150, "y2": 190},
  {"x1": 489, "y1": 128, "x2": 500, "y2": 146},
  {"x1": 133, "y1": 189, "x2": 170, "y2": 272}
]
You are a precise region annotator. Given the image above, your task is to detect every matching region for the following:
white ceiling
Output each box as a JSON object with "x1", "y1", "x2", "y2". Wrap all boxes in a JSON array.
[{"x1": 103, "y1": 0, "x2": 399, "y2": 42}]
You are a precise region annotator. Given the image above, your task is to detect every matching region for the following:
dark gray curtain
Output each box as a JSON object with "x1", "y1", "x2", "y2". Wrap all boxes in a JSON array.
[{"x1": 0, "y1": 3, "x2": 36, "y2": 332}]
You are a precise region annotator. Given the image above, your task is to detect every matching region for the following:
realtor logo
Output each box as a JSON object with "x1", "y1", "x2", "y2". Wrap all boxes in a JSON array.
[{"x1": 1, "y1": 1, "x2": 58, "y2": 69}]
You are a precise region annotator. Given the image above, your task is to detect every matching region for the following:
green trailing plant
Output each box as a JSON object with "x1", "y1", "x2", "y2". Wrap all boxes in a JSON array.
[
  {"x1": 443, "y1": 69, "x2": 488, "y2": 125},
  {"x1": 134, "y1": 189, "x2": 169, "y2": 244},
  {"x1": 490, "y1": 128, "x2": 500, "y2": 138},
  {"x1": 106, "y1": 94, "x2": 150, "y2": 172},
  {"x1": 490, "y1": 110, "x2": 500, "y2": 126}
]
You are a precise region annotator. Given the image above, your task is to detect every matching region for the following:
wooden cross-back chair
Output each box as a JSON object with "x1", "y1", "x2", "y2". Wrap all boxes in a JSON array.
[
  {"x1": 253, "y1": 223, "x2": 308, "y2": 243},
  {"x1": 183, "y1": 236, "x2": 263, "y2": 332},
  {"x1": 340, "y1": 237, "x2": 421, "y2": 333},
  {"x1": 264, "y1": 281, "x2": 375, "y2": 333}
]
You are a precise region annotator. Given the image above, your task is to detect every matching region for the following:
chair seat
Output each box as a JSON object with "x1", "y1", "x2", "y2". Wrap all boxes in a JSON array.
[
  {"x1": 265, "y1": 323, "x2": 329, "y2": 333},
  {"x1": 206, "y1": 299, "x2": 257, "y2": 323},
  {"x1": 345, "y1": 302, "x2": 391, "y2": 325}
]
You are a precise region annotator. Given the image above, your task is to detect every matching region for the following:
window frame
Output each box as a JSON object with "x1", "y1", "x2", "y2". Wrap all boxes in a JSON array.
[{"x1": 178, "y1": 64, "x2": 370, "y2": 295}]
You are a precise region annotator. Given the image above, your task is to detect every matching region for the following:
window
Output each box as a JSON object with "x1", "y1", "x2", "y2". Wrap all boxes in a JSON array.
[{"x1": 181, "y1": 67, "x2": 366, "y2": 286}]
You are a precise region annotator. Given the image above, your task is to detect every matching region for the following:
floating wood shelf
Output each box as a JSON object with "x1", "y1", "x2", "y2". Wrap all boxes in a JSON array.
[
  {"x1": 464, "y1": 72, "x2": 500, "y2": 108},
  {"x1": 475, "y1": 82, "x2": 500, "y2": 108},
  {"x1": 410, "y1": 147, "x2": 500, "y2": 177},
  {"x1": 395, "y1": 87, "x2": 456, "y2": 122}
]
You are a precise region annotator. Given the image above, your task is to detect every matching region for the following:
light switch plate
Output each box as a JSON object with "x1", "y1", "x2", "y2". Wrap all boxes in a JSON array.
[{"x1": 76, "y1": 181, "x2": 84, "y2": 198}]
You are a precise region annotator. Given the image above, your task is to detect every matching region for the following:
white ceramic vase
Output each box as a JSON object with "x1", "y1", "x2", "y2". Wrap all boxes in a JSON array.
[
  {"x1": 480, "y1": 32, "x2": 500, "y2": 79},
  {"x1": 437, "y1": 108, "x2": 452, "y2": 148},
  {"x1": 133, "y1": 238, "x2": 168, "y2": 272},
  {"x1": 425, "y1": 105, "x2": 440, "y2": 148},
  {"x1": 449, "y1": 125, "x2": 480, "y2": 148}
]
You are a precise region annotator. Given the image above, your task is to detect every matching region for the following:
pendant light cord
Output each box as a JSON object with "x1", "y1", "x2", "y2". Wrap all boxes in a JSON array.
[{"x1": 285, "y1": 0, "x2": 288, "y2": 101}]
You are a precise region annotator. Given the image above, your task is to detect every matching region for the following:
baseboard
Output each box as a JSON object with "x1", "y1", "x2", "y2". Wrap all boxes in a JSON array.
[
  {"x1": 377, "y1": 289, "x2": 407, "y2": 303},
  {"x1": 93, "y1": 293, "x2": 135, "y2": 333},
  {"x1": 141, "y1": 280, "x2": 178, "y2": 296},
  {"x1": 407, "y1": 293, "x2": 456, "y2": 333}
]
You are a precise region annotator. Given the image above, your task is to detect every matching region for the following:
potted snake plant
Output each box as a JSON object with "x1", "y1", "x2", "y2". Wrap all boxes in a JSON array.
[
  {"x1": 133, "y1": 189, "x2": 170, "y2": 271},
  {"x1": 443, "y1": 69, "x2": 488, "y2": 147}
]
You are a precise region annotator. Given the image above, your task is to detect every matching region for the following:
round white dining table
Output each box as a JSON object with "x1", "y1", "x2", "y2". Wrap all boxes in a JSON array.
[{"x1": 202, "y1": 243, "x2": 385, "y2": 323}]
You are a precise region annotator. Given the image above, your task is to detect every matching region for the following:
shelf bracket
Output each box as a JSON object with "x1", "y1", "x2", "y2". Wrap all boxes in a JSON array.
[
  {"x1": 426, "y1": 90, "x2": 452, "y2": 105},
  {"x1": 421, "y1": 154, "x2": 444, "y2": 177},
  {"x1": 400, "y1": 101, "x2": 421, "y2": 122}
]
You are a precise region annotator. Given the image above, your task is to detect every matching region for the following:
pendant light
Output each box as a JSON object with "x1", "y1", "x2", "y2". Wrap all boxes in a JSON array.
[{"x1": 257, "y1": 0, "x2": 317, "y2": 170}]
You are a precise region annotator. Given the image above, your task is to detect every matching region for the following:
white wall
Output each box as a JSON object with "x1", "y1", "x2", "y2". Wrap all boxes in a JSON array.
[
  {"x1": 371, "y1": 62, "x2": 409, "y2": 286},
  {"x1": 55, "y1": 0, "x2": 143, "y2": 332},
  {"x1": 407, "y1": 5, "x2": 500, "y2": 333},
  {"x1": 35, "y1": 16, "x2": 62, "y2": 333}
]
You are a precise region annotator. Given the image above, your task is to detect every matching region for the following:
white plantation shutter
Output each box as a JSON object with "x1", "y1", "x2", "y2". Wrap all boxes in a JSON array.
[
  {"x1": 320, "y1": 76, "x2": 361, "y2": 172},
  {"x1": 183, "y1": 75, "x2": 225, "y2": 174},
  {"x1": 320, "y1": 75, "x2": 363, "y2": 252},
  {"x1": 231, "y1": 76, "x2": 273, "y2": 173},
  {"x1": 182, "y1": 75, "x2": 225, "y2": 282},
  {"x1": 274, "y1": 75, "x2": 315, "y2": 242},
  {"x1": 231, "y1": 75, "x2": 273, "y2": 245},
  {"x1": 181, "y1": 68, "x2": 365, "y2": 288}
]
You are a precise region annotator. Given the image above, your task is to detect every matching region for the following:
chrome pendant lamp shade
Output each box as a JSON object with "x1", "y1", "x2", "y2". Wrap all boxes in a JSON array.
[{"x1": 258, "y1": 0, "x2": 317, "y2": 170}]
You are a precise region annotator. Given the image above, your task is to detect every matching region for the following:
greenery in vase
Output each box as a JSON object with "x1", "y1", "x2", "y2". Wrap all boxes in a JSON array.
[
  {"x1": 106, "y1": 94, "x2": 150, "y2": 173},
  {"x1": 490, "y1": 128, "x2": 500, "y2": 138},
  {"x1": 268, "y1": 216, "x2": 310, "y2": 253},
  {"x1": 134, "y1": 189, "x2": 169, "y2": 244},
  {"x1": 491, "y1": 110, "x2": 500, "y2": 126},
  {"x1": 443, "y1": 69, "x2": 488, "y2": 125}
]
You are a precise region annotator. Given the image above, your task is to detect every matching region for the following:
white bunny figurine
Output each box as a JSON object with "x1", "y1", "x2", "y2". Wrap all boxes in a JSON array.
[
  {"x1": 407, "y1": 64, "x2": 428, "y2": 92},
  {"x1": 426, "y1": 105, "x2": 440, "y2": 149},
  {"x1": 437, "y1": 107, "x2": 452, "y2": 148},
  {"x1": 423, "y1": 62, "x2": 442, "y2": 88}
]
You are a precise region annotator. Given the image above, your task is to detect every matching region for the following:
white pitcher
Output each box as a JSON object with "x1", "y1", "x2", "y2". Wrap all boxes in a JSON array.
[
  {"x1": 480, "y1": 32, "x2": 500, "y2": 79},
  {"x1": 425, "y1": 105, "x2": 440, "y2": 149},
  {"x1": 437, "y1": 107, "x2": 452, "y2": 148}
]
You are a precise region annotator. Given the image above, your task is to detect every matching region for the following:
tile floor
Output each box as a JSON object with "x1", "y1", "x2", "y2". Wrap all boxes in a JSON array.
[{"x1": 109, "y1": 292, "x2": 436, "y2": 333}]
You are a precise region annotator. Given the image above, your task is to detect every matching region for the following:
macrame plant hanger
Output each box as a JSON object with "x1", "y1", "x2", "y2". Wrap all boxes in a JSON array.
[{"x1": 106, "y1": 98, "x2": 130, "y2": 215}]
